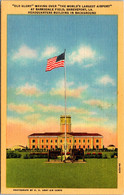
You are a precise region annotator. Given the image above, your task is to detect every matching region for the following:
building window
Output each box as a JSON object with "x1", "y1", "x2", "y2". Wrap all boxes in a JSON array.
[
  {"x1": 96, "y1": 145, "x2": 99, "y2": 149},
  {"x1": 83, "y1": 145, "x2": 85, "y2": 149},
  {"x1": 88, "y1": 139, "x2": 90, "y2": 143},
  {"x1": 51, "y1": 140, "x2": 53, "y2": 143},
  {"x1": 69, "y1": 140, "x2": 71, "y2": 143},
  {"x1": 55, "y1": 146, "x2": 57, "y2": 149},
  {"x1": 42, "y1": 145, "x2": 44, "y2": 148},
  {"x1": 32, "y1": 145, "x2": 35, "y2": 149},
  {"x1": 32, "y1": 139, "x2": 35, "y2": 143},
  {"x1": 74, "y1": 146, "x2": 76, "y2": 149},
  {"x1": 42, "y1": 140, "x2": 44, "y2": 143},
  {"x1": 79, "y1": 140, "x2": 81, "y2": 143},
  {"x1": 74, "y1": 140, "x2": 76, "y2": 143},
  {"x1": 83, "y1": 139, "x2": 85, "y2": 143},
  {"x1": 46, "y1": 146, "x2": 48, "y2": 148},
  {"x1": 60, "y1": 140, "x2": 62, "y2": 143},
  {"x1": 88, "y1": 145, "x2": 89, "y2": 149},
  {"x1": 55, "y1": 140, "x2": 57, "y2": 143},
  {"x1": 46, "y1": 140, "x2": 48, "y2": 143},
  {"x1": 79, "y1": 145, "x2": 81, "y2": 148},
  {"x1": 96, "y1": 139, "x2": 99, "y2": 143},
  {"x1": 51, "y1": 146, "x2": 52, "y2": 149}
]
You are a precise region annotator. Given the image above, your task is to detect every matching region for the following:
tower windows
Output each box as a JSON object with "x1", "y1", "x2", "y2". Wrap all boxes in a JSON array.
[
  {"x1": 32, "y1": 139, "x2": 35, "y2": 143},
  {"x1": 96, "y1": 139, "x2": 99, "y2": 143}
]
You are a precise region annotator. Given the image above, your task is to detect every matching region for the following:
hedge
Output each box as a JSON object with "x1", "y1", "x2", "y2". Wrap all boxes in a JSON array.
[
  {"x1": 7, "y1": 152, "x2": 21, "y2": 158},
  {"x1": 23, "y1": 153, "x2": 48, "y2": 159},
  {"x1": 85, "y1": 153, "x2": 102, "y2": 159}
]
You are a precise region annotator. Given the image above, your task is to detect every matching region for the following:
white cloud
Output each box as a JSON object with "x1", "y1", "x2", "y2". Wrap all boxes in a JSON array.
[
  {"x1": 24, "y1": 114, "x2": 41, "y2": 122},
  {"x1": 83, "y1": 63, "x2": 94, "y2": 68},
  {"x1": 16, "y1": 83, "x2": 43, "y2": 97},
  {"x1": 55, "y1": 79, "x2": 74, "y2": 88},
  {"x1": 8, "y1": 103, "x2": 34, "y2": 114},
  {"x1": 42, "y1": 46, "x2": 57, "y2": 58},
  {"x1": 83, "y1": 99, "x2": 112, "y2": 109},
  {"x1": 68, "y1": 46, "x2": 95, "y2": 65},
  {"x1": 50, "y1": 85, "x2": 88, "y2": 98},
  {"x1": 13, "y1": 45, "x2": 37, "y2": 60},
  {"x1": 37, "y1": 103, "x2": 90, "y2": 115},
  {"x1": 81, "y1": 116, "x2": 108, "y2": 123},
  {"x1": 98, "y1": 75, "x2": 115, "y2": 86},
  {"x1": 50, "y1": 79, "x2": 88, "y2": 98}
]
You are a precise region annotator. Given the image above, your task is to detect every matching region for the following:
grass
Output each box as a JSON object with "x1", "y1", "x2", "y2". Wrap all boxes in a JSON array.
[{"x1": 6, "y1": 158, "x2": 117, "y2": 188}]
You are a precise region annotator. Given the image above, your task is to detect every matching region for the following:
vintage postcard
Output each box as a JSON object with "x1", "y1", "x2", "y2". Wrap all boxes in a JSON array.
[{"x1": 1, "y1": 0, "x2": 124, "y2": 194}]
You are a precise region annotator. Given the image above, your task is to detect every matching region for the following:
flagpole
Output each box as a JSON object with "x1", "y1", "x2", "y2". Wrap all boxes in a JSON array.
[{"x1": 64, "y1": 49, "x2": 67, "y2": 162}]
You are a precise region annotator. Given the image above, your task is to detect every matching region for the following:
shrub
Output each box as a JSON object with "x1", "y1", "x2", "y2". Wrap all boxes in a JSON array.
[
  {"x1": 7, "y1": 152, "x2": 21, "y2": 158},
  {"x1": 111, "y1": 152, "x2": 117, "y2": 158},
  {"x1": 30, "y1": 154, "x2": 35, "y2": 159},
  {"x1": 90, "y1": 153, "x2": 96, "y2": 158},
  {"x1": 23, "y1": 154, "x2": 30, "y2": 159},
  {"x1": 29, "y1": 152, "x2": 48, "y2": 159},
  {"x1": 97, "y1": 153, "x2": 102, "y2": 158},
  {"x1": 114, "y1": 152, "x2": 118, "y2": 157},
  {"x1": 85, "y1": 153, "x2": 91, "y2": 158},
  {"x1": 17, "y1": 153, "x2": 21, "y2": 158},
  {"x1": 103, "y1": 154, "x2": 108, "y2": 159}
]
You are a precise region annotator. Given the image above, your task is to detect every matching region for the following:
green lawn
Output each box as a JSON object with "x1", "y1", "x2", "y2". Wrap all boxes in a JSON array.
[{"x1": 6, "y1": 158, "x2": 117, "y2": 188}]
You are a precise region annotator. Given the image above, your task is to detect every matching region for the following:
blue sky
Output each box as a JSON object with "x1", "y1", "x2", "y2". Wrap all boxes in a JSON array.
[{"x1": 7, "y1": 15, "x2": 117, "y2": 146}]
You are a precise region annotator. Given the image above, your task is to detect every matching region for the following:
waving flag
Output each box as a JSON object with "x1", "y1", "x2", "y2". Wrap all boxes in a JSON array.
[{"x1": 46, "y1": 52, "x2": 65, "y2": 72}]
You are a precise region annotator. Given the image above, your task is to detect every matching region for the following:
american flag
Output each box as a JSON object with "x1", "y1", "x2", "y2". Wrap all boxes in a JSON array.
[{"x1": 46, "y1": 52, "x2": 65, "y2": 72}]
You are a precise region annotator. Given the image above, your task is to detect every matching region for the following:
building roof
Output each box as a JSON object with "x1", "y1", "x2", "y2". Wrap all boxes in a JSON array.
[
  {"x1": 69, "y1": 132, "x2": 102, "y2": 137},
  {"x1": 60, "y1": 115, "x2": 71, "y2": 118},
  {"x1": 29, "y1": 132, "x2": 63, "y2": 137},
  {"x1": 11, "y1": 145, "x2": 26, "y2": 149},
  {"x1": 108, "y1": 144, "x2": 115, "y2": 147},
  {"x1": 28, "y1": 132, "x2": 102, "y2": 137}
]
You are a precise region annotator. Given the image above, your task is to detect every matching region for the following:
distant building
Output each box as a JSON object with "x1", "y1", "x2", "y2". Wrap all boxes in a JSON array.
[
  {"x1": 28, "y1": 115, "x2": 103, "y2": 151},
  {"x1": 11, "y1": 145, "x2": 26, "y2": 150},
  {"x1": 107, "y1": 144, "x2": 115, "y2": 150}
]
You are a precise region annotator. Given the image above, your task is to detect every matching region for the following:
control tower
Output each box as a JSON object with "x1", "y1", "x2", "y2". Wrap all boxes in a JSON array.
[{"x1": 60, "y1": 115, "x2": 71, "y2": 133}]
